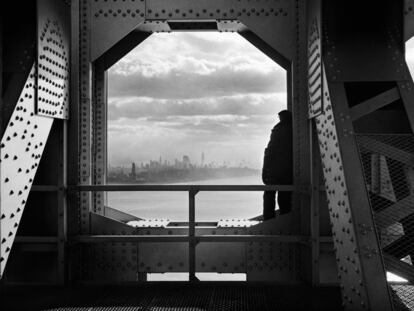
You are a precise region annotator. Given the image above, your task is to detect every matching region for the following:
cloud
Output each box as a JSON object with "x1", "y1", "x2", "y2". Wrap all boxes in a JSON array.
[
  {"x1": 108, "y1": 65, "x2": 285, "y2": 99},
  {"x1": 108, "y1": 32, "x2": 285, "y2": 99},
  {"x1": 108, "y1": 94, "x2": 286, "y2": 121}
]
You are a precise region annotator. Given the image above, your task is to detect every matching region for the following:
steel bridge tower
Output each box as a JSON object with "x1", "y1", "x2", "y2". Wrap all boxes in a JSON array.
[{"x1": 1, "y1": 0, "x2": 414, "y2": 310}]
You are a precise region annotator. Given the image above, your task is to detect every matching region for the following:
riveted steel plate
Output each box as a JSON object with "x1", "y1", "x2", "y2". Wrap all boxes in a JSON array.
[
  {"x1": 217, "y1": 219, "x2": 259, "y2": 228},
  {"x1": 237, "y1": 0, "x2": 291, "y2": 20},
  {"x1": 314, "y1": 67, "x2": 370, "y2": 309},
  {"x1": 89, "y1": 213, "x2": 137, "y2": 282},
  {"x1": 135, "y1": 226, "x2": 246, "y2": 273},
  {"x1": 92, "y1": 66, "x2": 107, "y2": 215},
  {"x1": 246, "y1": 215, "x2": 300, "y2": 282},
  {"x1": 197, "y1": 227, "x2": 246, "y2": 273},
  {"x1": 237, "y1": 0, "x2": 294, "y2": 62},
  {"x1": 129, "y1": 219, "x2": 170, "y2": 228},
  {"x1": 308, "y1": 17, "x2": 322, "y2": 118},
  {"x1": 0, "y1": 65, "x2": 54, "y2": 277},
  {"x1": 146, "y1": 0, "x2": 238, "y2": 20},
  {"x1": 323, "y1": 2, "x2": 405, "y2": 82},
  {"x1": 90, "y1": 0, "x2": 146, "y2": 61},
  {"x1": 79, "y1": 0, "x2": 92, "y2": 234},
  {"x1": 136, "y1": 226, "x2": 188, "y2": 273},
  {"x1": 314, "y1": 67, "x2": 395, "y2": 310},
  {"x1": 37, "y1": 0, "x2": 70, "y2": 119}
]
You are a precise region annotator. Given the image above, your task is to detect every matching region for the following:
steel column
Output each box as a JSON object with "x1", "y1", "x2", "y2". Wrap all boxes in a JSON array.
[
  {"x1": 92, "y1": 62, "x2": 107, "y2": 215},
  {"x1": 318, "y1": 78, "x2": 392, "y2": 310},
  {"x1": 79, "y1": 0, "x2": 92, "y2": 234},
  {"x1": 293, "y1": 0, "x2": 313, "y2": 284}
]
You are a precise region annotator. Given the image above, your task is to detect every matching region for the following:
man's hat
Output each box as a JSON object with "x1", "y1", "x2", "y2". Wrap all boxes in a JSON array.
[{"x1": 278, "y1": 110, "x2": 292, "y2": 121}]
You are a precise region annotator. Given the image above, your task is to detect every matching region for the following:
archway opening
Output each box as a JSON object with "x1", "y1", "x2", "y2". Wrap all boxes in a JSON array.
[{"x1": 106, "y1": 32, "x2": 287, "y2": 224}]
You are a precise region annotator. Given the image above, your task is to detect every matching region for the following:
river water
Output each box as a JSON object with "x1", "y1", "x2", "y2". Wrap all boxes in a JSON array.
[{"x1": 107, "y1": 174, "x2": 278, "y2": 221}]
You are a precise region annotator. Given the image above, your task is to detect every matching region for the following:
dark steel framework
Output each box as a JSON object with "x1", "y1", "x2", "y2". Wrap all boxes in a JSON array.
[{"x1": 1, "y1": 0, "x2": 414, "y2": 310}]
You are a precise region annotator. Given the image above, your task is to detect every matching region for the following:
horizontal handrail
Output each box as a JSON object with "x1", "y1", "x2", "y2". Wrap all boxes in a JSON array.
[
  {"x1": 31, "y1": 185, "x2": 61, "y2": 192},
  {"x1": 71, "y1": 234, "x2": 309, "y2": 243},
  {"x1": 68, "y1": 184, "x2": 297, "y2": 192},
  {"x1": 14, "y1": 236, "x2": 59, "y2": 243},
  {"x1": 67, "y1": 183, "x2": 299, "y2": 280}
]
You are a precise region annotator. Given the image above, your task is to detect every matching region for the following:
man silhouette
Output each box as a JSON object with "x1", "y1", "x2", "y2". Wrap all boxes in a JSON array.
[{"x1": 262, "y1": 110, "x2": 293, "y2": 220}]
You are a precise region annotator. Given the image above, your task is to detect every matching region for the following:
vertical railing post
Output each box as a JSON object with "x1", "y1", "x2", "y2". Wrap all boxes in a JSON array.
[{"x1": 188, "y1": 190, "x2": 198, "y2": 282}]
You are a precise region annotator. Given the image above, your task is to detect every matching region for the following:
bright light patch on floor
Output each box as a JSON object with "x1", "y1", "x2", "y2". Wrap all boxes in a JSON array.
[
  {"x1": 197, "y1": 273, "x2": 246, "y2": 281},
  {"x1": 148, "y1": 273, "x2": 189, "y2": 281},
  {"x1": 387, "y1": 271, "x2": 408, "y2": 283},
  {"x1": 147, "y1": 273, "x2": 247, "y2": 281}
]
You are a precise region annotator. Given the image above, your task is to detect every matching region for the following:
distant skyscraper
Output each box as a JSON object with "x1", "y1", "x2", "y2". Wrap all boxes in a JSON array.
[
  {"x1": 201, "y1": 152, "x2": 205, "y2": 167},
  {"x1": 183, "y1": 155, "x2": 190, "y2": 169},
  {"x1": 130, "y1": 162, "x2": 136, "y2": 180}
]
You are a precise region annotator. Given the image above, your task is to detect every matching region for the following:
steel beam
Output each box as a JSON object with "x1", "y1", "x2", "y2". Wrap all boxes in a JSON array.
[
  {"x1": 90, "y1": 0, "x2": 146, "y2": 61},
  {"x1": 92, "y1": 62, "x2": 107, "y2": 215},
  {"x1": 314, "y1": 69, "x2": 392, "y2": 310},
  {"x1": 67, "y1": 0, "x2": 80, "y2": 240},
  {"x1": 307, "y1": 3, "x2": 404, "y2": 303},
  {"x1": 88, "y1": 0, "x2": 295, "y2": 66},
  {"x1": 36, "y1": 0, "x2": 70, "y2": 119},
  {"x1": 96, "y1": 30, "x2": 151, "y2": 71},
  {"x1": 350, "y1": 88, "x2": 401, "y2": 121},
  {"x1": 0, "y1": 65, "x2": 54, "y2": 278},
  {"x1": 72, "y1": 235, "x2": 308, "y2": 243},
  {"x1": 79, "y1": 0, "x2": 92, "y2": 234}
]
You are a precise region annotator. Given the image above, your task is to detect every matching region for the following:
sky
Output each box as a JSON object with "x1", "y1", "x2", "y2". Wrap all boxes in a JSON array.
[{"x1": 108, "y1": 32, "x2": 414, "y2": 169}]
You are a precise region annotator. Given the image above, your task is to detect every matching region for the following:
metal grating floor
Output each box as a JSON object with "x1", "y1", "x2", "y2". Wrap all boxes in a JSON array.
[{"x1": 0, "y1": 284, "x2": 342, "y2": 311}]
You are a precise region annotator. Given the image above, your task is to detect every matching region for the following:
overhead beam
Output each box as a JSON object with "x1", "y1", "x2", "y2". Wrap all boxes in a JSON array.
[
  {"x1": 239, "y1": 29, "x2": 290, "y2": 70},
  {"x1": 71, "y1": 234, "x2": 308, "y2": 243},
  {"x1": 350, "y1": 87, "x2": 401, "y2": 121},
  {"x1": 96, "y1": 30, "x2": 151, "y2": 71}
]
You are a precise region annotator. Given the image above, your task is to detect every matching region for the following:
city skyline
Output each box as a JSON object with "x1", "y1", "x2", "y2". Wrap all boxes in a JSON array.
[
  {"x1": 108, "y1": 151, "x2": 260, "y2": 184},
  {"x1": 108, "y1": 32, "x2": 286, "y2": 168},
  {"x1": 109, "y1": 151, "x2": 257, "y2": 170}
]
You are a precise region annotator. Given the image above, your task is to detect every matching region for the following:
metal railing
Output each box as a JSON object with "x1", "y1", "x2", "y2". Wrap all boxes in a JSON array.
[{"x1": 69, "y1": 184, "x2": 305, "y2": 281}]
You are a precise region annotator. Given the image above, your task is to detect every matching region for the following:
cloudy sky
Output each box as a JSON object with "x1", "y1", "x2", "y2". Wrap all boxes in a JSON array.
[{"x1": 108, "y1": 32, "x2": 414, "y2": 168}]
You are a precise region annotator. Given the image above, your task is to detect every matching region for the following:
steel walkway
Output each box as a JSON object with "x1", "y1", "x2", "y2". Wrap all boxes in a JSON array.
[{"x1": 0, "y1": 284, "x2": 341, "y2": 311}]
